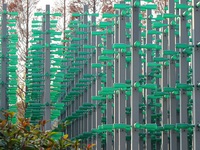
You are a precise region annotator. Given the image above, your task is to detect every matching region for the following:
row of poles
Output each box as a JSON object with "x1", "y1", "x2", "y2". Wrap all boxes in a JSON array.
[
  {"x1": 60, "y1": 0, "x2": 200, "y2": 150},
  {"x1": 1, "y1": 0, "x2": 200, "y2": 149},
  {"x1": 0, "y1": 4, "x2": 65, "y2": 129},
  {"x1": 25, "y1": 5, "x2": 65, "y2": 129}
]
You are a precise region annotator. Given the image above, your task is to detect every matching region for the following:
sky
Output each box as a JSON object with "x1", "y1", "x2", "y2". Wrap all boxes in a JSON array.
[{"x1": 37, "y1": 0, "x2": 56, "y2": 9}]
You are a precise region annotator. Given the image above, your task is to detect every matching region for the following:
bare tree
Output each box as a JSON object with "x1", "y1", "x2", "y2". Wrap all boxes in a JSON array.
[
  {"x1": 154, "y1": 0, "x2": 168, "y2": 14},
  {"x1": 52, "y1": 0, "x2": 68, "y2": 47},
  {"x1": 52, "y1": 0, "x2": 121, "y2": 43},
  {"x1": 68, "y1": 0, "x2": 120, "y2": 21},
  {"x1": 8, "y1": 0, "x2": 39, "y2": 118}
]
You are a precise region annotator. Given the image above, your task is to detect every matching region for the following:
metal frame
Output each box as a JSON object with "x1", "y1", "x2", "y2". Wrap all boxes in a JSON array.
[{"x1": 1, "y1": 1, "x2": 199, "y2": 149}]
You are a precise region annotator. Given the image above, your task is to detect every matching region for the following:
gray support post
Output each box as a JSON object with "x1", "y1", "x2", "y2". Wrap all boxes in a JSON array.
[
  {"x1": 155, "y1": 28, "x2": 161, "y2": 150},
  {"x1": 168, "y1": 0, "x2": 177, "y2": 149},
  {"x1": 161, "y1": 19, "x2": 168, "y2": 150},
  {"x1": 83, "y1": 5, "x2": 88, "y2": 135},
  {"x1": 95, "y1": 36, "x2": 102, "y2": 150},
  {"x1": 41, "y1": 14, "x2": 45, "y2": 108},
  {"x1": 75, "y1": 24, "x2": 81, "y2": 137},
  {"x1": 118, "y1": 2, "x2": 126, "y2": 149},
  {"x1": 66, "y1": 104, "x2": 70, "y2": 137},
  {"x1": 1, "y1": 4, "x2": 8, "y2": 112},
  {"x1": 145, "y1": 9, "x2": 152, "y2": 150},
  {"x1": 43, "y1": 5, "x2": 51, "y2": 130},
  {"x1": 77, "y1": 16, "x2": 83, "y2": 136},
  {"x1": 75, "y1": 119, "x2": 79, "y2": 136},
  {"x1": 87, "y1": 12, "x2": 92, "y2": 144},
  {"x1": 114, "y1": 10, "x2": 119, "y2": 150},
  {"x1": 131, "y1": 0, "x2": 141, "y2": 149},
  {"x1": 175, "y1": 5, "x2": 180, "y2": 150},
  {"x1": 179, "y1": 0, "x2": 189, "y2": 149},
  {"x1": 155, "y1": 28, "x2": 160, "y2": 85},
  {"x1": 106, "y1": 24, "x2": 113, "y2": 150},
  {"x1": 71, "y1": 100, "x2": 74, "y2": 138},
  {"x1": 74, "y1": 99, "x2": 79, "y2": 136},
  {"x1": 192, "y1": 1, "x2": 200, "y2": 150},
  {"x1": 91, "y1": 15, "x2": 96, "y2": 145},
  {"x1": 125, "y1": 16, "x2": 131, "y2": 150},
  {"x1": 91, "y1": 16, "x2": 96, "y2": 115},
  {"x1": 74, "y1": 49, "x2": 79, "y2": 137}
]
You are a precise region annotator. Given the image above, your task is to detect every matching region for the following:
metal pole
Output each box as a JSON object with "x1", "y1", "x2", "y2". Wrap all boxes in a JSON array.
[
  {"x1": 118, "y1": 2, "x2": 126, "y2": 149},
  {"x1": 131, "y1": 0, "x2": 141, "y2": 149},
  {"x1": 83, "y1": 5, "x2": 88, "y2": 138},
  {"x1": 145, "y1": 9, "x2": 152, "y2": 150},
  {"x1": 95, "y1": 36, "x2": 102, "y2": 150},
  {"x1": 1, "y1": 4, "x2": 8, "y2": 112},
  {"x1": 106, "y1": 23, "x2": 113, "y2": 150},
  {"x1": 114, "y1": 9, "x2": 119, "y2": 150},
  {"x1": 168, "y1": 0, "x2": 177, "y2": 149},
  {"x1": 175, "y1": 4, "x2": 180, "y2": 150},
  {"x1": 192, "y1": 0, "x2": 200, "y2": 149},
  {"x1": 125, "y1": 16, "x2": 131, "y2": 150},
  {"x1": 179, "y1": 0, "x2": 189, "y2": 149},
  {"x1": 161, "y1": 19, "x2": 168, "y2": 150},
  {"x1": 91, "y1": 15, "x2": 97, "y2": 146},
  {"x1": 43, "y1": 5, "x2": 51, "y2": 130},
  {"x1": 155, "y1": 28, "x2": 161, "y2": 150},
  {"x1": 86, "y1": 7, "x2": 92, "y2": 144}
]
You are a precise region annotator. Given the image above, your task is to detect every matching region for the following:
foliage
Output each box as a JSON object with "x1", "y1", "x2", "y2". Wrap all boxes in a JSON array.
[{"x1": 0, "y1": 111, "x2": 94, "y2": 150}]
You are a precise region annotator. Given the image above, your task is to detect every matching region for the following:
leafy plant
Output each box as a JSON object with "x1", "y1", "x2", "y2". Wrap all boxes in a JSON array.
[{"x1": 0, "y1": 111, "x2": 94, "y2": 150}]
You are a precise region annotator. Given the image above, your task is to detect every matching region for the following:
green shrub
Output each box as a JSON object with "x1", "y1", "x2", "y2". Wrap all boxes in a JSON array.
[{"x1": 0, "y1": 111, "x2": 95, "y2": 150}]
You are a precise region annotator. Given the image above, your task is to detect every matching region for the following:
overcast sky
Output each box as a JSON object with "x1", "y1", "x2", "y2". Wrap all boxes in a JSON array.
[{"x1": 37, "y1": 0, "x2": 56, "y2": 9}]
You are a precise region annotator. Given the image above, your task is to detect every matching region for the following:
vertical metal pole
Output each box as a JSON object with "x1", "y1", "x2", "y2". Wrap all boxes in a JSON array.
[
  {"x1": 131, "y1": 0, "x2": 141, "y2": 149},
  {"x1": 118, "y1": 2, "x2": 126, "y2": 149},
  {"x1": 168, "y1": 0, "x2": 177, "y2": 149},
  {"x1": 83, "y1": 5, "x2": 88, "y2": 137},
  {"x1": 192, "y1": 1, "x2": 200, "y2": 150},
  {"x1": 1, "y1": 4, "x2": 8, "y2": 112},
  {"x1": 43, "y1": 5, "x2": 51, "y2": 130},
  {"x1": 76, "y1": 17, "x2": 81, "y2": 138},
  {"x1": 175, "y1": 5, "x2": 180, "y2": 150},
  {"x1": 95, "y1": 36, "x2": 102, "y2": 150},
  {"x1": 106, "y1": 24, "x2": 113, "y2": 150},
  {"x1": 145, "y1": 9, "x2": 152, "y2": 150},
  {"x1": 114, "y1": 10, "x2": 119, "y2": 150},
  {"x1": 77, "y1": 16, "x2": 83, "y2": 137},
  {"x1": 155, "y1": 28, "x2": 161, "y2": 150},
  {"x1": 86, "y1": 8, "x2": 92, "y2": 144},
  {"x1": 179, "y1": 0, "x2": 189, "y2": 149},
  {"x1": 41, "y1": 14, "x2": 45, "y2": 112},
  {"x1": 91, "y1": 15, "x2": 96, "y2": 146},
  {"x1": 72, "y1": 100, "x2": 75, "y2": 137},
  {"x1": 125, "y1": 16, "x2": 131, "y2": 150},
  {"x1": 161, "y1": 19, "x2": 168, "y2": 150},
  {"x1": 66, "y1": 103, "x2": 70, "y2": 137}
]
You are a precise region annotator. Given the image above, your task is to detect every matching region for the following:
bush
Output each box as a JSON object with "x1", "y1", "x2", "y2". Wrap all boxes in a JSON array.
[{"x1": 0, "y1": 111, "x2": 95, "y2": 150}]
